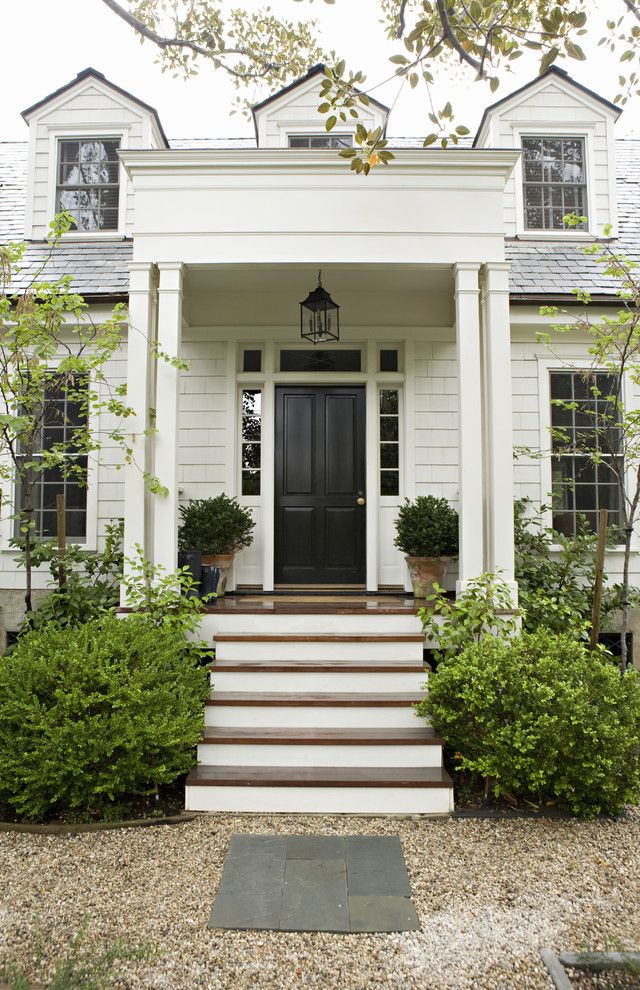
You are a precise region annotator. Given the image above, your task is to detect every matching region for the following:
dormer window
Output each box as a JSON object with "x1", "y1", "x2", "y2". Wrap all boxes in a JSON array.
[
  {"x1": 56, "y1": 138, "x2": 120, "y2": 232},
  {"x1": 522, "y1": 136, "x2": 587, "y2": 230},
  {"x1": 288, "y1": 135, "x2": 353, "y2": 149}
]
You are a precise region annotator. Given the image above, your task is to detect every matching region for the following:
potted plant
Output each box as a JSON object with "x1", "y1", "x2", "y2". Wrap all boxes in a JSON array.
[
  {"x1": 178, "y1": 495, "x2": 255, "y2": 598},
  {"x1": 394, "y1": 496, "x2": 459, "y2": 599}
]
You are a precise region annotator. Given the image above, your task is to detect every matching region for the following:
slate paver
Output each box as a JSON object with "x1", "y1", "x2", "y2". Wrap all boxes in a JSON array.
[
  {"x1": 208, "y1": 833, "x2": 418, "y2": 933},
  {"x1": 349, "y1": 895, "x2": 420, "y2": 933}
]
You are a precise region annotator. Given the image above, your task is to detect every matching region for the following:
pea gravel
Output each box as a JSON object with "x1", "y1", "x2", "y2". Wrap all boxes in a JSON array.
[{"x1": 1, "y1": 809, "x2": 639, "y2": 990}]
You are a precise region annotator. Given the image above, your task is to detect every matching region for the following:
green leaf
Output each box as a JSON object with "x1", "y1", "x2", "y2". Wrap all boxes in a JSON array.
[
  {"x1": 326, "y1": 115, "x2": 337, "y2": 131},
  {"x1": 423, "y1": 133, "x2": 437, "y2": 147},
  {"x1": 490, "y1": 76, "x2": 500, "y2": 92},
  {"x1": 565, "y1": 40, "x2": 586, "y2": 60},
  {"x1": 540, "y1": 46, "x2": 560, "y2": 73},
  {"x1": 455, "y1": 125, "x2": 470, "y2": 135}
]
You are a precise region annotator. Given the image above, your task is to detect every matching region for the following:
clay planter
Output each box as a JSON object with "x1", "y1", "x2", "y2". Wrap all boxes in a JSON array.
[
  {"x1": 405, "y1": 555, "x2": 451, "y2": 600},
  {"x1": 202, "y1": 553, "x2": 235, "y2": 598}
]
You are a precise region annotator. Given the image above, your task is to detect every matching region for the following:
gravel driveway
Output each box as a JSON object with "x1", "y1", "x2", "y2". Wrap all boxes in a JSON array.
[{"x1": 1, "y1": 810, "x2": 639, "y2": 990}]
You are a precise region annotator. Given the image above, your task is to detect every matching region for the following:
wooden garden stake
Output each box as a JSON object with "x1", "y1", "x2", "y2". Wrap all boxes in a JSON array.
[
  {"x1": 590, "y1": 507, "x2": 608, "y2": 650},
  {"x1": 56, "y1": 493, "x2": 67, "y2": 587}
]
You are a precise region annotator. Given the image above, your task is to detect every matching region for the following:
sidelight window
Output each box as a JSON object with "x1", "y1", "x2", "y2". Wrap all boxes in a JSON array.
[
  {"x1": 241, "y1": 389, "x2": 262, "y2": 495},
  {"x1": 379, "y1": 388, "x2": 400, "y2": 496}
]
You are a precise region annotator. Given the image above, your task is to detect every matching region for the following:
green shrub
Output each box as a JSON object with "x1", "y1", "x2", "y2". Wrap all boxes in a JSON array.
[
  {"x1": 0, "y1": 614, "x2": 209, "y2": 821},
  {"x1": 419, "y1": 628, "x2": 640, "y2": 817},
  {"x1": 394, "y1": 496, "x2": 459, "y2": 557},
  {"x1": 178, "y1": 495, "x2": 255, "y2": 555}
]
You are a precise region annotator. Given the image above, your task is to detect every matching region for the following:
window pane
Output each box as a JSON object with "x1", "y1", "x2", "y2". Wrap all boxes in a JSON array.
[
  {"x1": 381, "y1": 471, "x2": 399, "y2": 497},
  {"x1": 522, "y1": 136, "x2": 587, "y2": 230},
  {"x1": 380, "y1": 389, "x2": 399, "y2": 415},
  {"x1": 380, "y1": 349, "x2": 399, "y2": 372},
  {"x1": 243, "y1": 349, "x2": 262, "y2": 373},
  {"x1": 380, "y1": 416, "x2": 399, "y2": 441},
  {"x1": 241, "y1": 389, "x2": 261, "y2": 495},
  {"x1": 279, "y1": 350, "x2": 361, "y2": 372},
  {"x1": 242, "y1": 470, "x2": 260, "y2": 496},
  {"x1": 57, "y1": 138, "x2": 120, "y2": 231}
]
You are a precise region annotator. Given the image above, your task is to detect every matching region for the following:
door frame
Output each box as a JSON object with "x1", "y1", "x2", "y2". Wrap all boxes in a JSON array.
[
  {"x1": 233, "y1": 337, "x2": 408, "y2": 593},
  {"x1": 273, "y1": 384, "x2": 367, "y2": 586}
]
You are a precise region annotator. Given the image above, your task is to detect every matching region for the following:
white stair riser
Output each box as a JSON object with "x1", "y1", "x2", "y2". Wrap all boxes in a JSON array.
[
  {"x1": 210, "y1": 670, "x2": 427, "y2": 692},
  {"x1": 215, "y1": 641, "x2": 425, "y2": 662},
  {"x1": 196, "y1": 742, "x2": 442, "y2": 767},
  {"x1": 200, "y1": 613, "x2": 422, "y2": 637},
  {"x1": 185, "y1": 784, "x2": 454, "y2": 815},
  {"x1": 205, "y1": 704, "x2": 424, "y2": 729}
]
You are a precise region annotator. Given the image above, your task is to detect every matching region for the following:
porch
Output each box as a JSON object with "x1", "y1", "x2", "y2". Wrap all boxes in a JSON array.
[{"x1": 121, "y1": 260, "x2": 518, "y2": 598}]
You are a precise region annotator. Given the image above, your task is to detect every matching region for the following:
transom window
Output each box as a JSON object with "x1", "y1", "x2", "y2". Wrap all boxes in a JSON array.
[
  {"x1": 550, "y1": 370, "x2": 622, "y2": 536},
  {"x1": 15, "y1": 374, "x2": 89, "y2": 540},
  {"x1": 288, "y1": 135, "x2": 353, "y2": 149},
  {"x1": 522, "y1": 137, "x2": 587, "y2": 230},
  {"x1": 56, "y1": 139, "x2": 120, "y2": 231}
]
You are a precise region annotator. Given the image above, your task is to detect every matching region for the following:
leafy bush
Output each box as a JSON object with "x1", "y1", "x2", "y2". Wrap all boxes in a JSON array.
[
  {"x1": 178, "y1": 495, "x2": 255, "y2": 555},
  {"x1": 394, "y1": 496, "x2": 459, "y2": 557},
  {"x1": 419, "y1": 628, "x2": 640, "y2": 817},
  {"x1": 514, "y1": 499, "x2": 624, "y2": 638},
  {"x1": 16, "y1": 521, "x2": 123, "y2": 636},
  {"x1": 419, "y1": 573, "x2": 518, "y2": 665},
  {"x1": 0, "y1": 613, "x2": 209, "y2": 821}
]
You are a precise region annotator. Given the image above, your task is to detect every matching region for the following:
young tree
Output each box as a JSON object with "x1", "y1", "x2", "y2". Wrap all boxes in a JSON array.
[
  {"x1": 539, "y1": 215, "x2": 640, "y2": 672},
  {"x1": 0, "y1": 213, "x2": 176, "y2": 614},
  {"x1": 101, "y1": 0, "x2": 640, "y2": 169}
]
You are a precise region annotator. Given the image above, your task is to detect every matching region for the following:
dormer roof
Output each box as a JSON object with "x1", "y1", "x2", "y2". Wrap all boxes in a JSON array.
[
  {"x1": 473, "y1": 65, "x2": 622, "y2": 147},
  {"x1": 21, "y1": 67, "x2": 170, "y2": 148}
]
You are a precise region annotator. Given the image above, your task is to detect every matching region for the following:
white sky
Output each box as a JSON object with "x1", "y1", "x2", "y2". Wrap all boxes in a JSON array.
[{"x1": 1, "y1": 0, "x2": 639, "y2": 142}]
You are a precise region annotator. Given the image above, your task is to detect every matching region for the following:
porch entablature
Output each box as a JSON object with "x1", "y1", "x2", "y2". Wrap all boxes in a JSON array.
[{"x1": 119, "y1": 148, "x2": 520, "y2": 266}]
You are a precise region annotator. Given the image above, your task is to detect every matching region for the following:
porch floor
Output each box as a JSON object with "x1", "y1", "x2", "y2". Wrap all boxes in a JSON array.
[{"x1": 208, "y1": 594, "x2": 422, "y2": 615}]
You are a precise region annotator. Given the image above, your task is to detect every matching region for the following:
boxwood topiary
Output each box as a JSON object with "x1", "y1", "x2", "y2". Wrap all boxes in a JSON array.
[
  {"x1": 419, "y1": 628, "x2": 640, "y2": 817},
  {"x1": 394, "y1": 496, "x2": 459, "y2": 558},
  {"x1": 178, "y1": 495, "x2": 255, "y2": 555},
  {"x1": 0, "y1": 614, "x2": 209, "y2": 821}
]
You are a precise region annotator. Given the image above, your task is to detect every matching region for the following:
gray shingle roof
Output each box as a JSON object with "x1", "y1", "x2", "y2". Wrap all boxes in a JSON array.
[{"x1": 1, "y1": 137, "x2": 638, "y2": 299}]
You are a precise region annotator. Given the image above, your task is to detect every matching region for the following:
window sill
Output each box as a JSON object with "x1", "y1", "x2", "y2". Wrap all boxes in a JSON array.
[
  {"x1": 58, "y1": 232, "x2": 129, "y2": 242},
  {"x1": 514, "y1": 231, "x2": 593, "y2": 240}
]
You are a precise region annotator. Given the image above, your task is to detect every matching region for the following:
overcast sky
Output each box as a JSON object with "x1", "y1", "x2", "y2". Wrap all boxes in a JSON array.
[{"x1": 1, "y1": 0, "x2": 639, "y2": 142}]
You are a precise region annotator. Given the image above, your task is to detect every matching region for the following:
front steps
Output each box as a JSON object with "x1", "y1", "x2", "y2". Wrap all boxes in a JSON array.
[{"x1": 185, "y1": 615, "x2": 454, "y2": 815}]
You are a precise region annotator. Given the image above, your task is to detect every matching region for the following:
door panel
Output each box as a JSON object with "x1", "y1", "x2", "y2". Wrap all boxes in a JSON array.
[{"x1": 275, "y1": 386, "x2": 366, "y2": 584}]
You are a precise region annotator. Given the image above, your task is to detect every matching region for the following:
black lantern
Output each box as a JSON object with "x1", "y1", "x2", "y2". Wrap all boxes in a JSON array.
[{"x1": 300, "y1": 270, "x2": 340, "y2": 344}]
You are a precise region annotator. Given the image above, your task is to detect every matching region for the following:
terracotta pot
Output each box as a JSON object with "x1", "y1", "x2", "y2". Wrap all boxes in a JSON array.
[
  {"x1": 405, "y1": 555, "x2": 451, "y2": 600},
  {"x1": 201, "y1": 553, "x2": 235, "y2": 597}
]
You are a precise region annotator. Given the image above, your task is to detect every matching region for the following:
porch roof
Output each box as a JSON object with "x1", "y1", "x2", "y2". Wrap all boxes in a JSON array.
[{"x1": 1, "y1": 138, "x2": 638, "y2": 299}]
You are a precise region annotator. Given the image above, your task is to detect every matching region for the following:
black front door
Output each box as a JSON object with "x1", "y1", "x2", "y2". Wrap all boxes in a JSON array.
[{"x1": 275, "y1": 386, "x2": 366, "y2": 585}]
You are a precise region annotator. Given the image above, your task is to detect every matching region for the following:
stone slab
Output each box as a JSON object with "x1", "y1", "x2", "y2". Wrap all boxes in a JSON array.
[{"x1": 208, "y1": 833, "x2": 418, "y2": 933}]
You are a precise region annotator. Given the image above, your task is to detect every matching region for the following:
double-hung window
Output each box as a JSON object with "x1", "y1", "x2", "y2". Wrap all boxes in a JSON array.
[
  {"x1": 288, "y1": 135, "x2": 353, "y2": 149},
  {"x1": 56, "y1": 139, "x2": 120, "y2": 232},
  {"x1": 15, "y1": 374, "x2": 89, "y2": 540},
  {"x1": 550, "y1": 370, "x2": 623, "y2": 536},
  {"x1": 522, "y1": 136, "x2": 587, "y2": 230}
]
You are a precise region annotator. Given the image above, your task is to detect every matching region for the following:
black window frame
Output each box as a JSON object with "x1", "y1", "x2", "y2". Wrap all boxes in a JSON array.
[
  {"x1": 56, "y1": 137, "x2": 121, "y2": 232},
  {"x1": 14, "y1": 373, "x2": 90, "y2": 542},
  {"x1": 522, "y1": 136, "x2": 588, "y2": 231},
  {"x1": 549, "y1": 369, "x2": 623, "y2": 537}
]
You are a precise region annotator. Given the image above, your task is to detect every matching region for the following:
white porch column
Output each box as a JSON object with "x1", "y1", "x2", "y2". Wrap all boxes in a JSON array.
[
  {"x1": 153, "y1": 263, "x2": 184, "y2": 575},
  {"x1": 483, "y1": 262, "x2": 517, "y2": 595},
  {"x1": 122, "y1": 262, "x2": 156, "y2": 596},
  {"x1": 454, "y1": 262, "x2": 484, "y2": 592}
]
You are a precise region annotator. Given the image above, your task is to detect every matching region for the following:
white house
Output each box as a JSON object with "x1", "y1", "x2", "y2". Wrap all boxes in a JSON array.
[{"x1": 1, "y1": 63, "x2": 638, "y2": 814}]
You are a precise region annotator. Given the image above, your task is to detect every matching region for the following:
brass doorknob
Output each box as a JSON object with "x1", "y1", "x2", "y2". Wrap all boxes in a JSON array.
[{"x1": 356, "y1": 496, "x2": 366, "y2": 506}]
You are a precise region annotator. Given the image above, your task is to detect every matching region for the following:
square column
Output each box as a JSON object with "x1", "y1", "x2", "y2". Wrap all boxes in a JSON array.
[
  {"x1": 153, "y1": 263, "x2": 184, "y2": 575},
  {"x1": 454, "y1": 263, "x2": 484, "y2": 591},
  {"x1": 122, "y1": 262, "x2": 156, "y2": 599},
  {"x1": 483, "y1": 262, "x2": 517, "y2": 596}
]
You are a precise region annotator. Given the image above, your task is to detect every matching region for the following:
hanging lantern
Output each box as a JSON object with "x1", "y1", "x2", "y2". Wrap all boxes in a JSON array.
[{"x1": 300, "y1": 270, "x2": 340, "y2": 344}]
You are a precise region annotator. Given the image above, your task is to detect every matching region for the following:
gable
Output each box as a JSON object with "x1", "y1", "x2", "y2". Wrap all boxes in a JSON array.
[{"x1": 252, "y1": 65, "x2": 388, "y2": 148}]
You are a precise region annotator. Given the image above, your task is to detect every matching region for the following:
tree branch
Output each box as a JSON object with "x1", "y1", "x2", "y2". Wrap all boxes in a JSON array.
[
  {"x1": 622, "y1": 0, "x2": 640, "y2": 22},
  {"x1": 436, "y1": 0, "x2": 483, "y2": 75},
  {"x1": 397, "y1": 0, "x2": 409, "y2": 37},
  {"x1": 100, "y1": 0, "x2": 281, "y2": 79}
]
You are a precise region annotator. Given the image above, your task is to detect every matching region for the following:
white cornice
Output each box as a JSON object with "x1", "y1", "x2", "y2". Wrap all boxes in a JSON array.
[{"x1": 119, "y1": 147, "x2": 520, "y2": 180}]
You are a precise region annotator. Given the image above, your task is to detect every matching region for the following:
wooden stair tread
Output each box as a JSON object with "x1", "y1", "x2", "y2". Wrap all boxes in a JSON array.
[
  {"x1": 187, "y1": 765, "x2": 453, "y2": 788},
  {"x1": 206, "y1": 691, "x2": 424, "y2": 707},
  {"x1": 211, "y1": 659, "x2": 425, "y2": 672},
  {"x1": 213, "y1": 634, "x2": 424, "y2": 643},
  {"x1": 200, "y1": 727, "x2": 442, "y2": 745}
]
